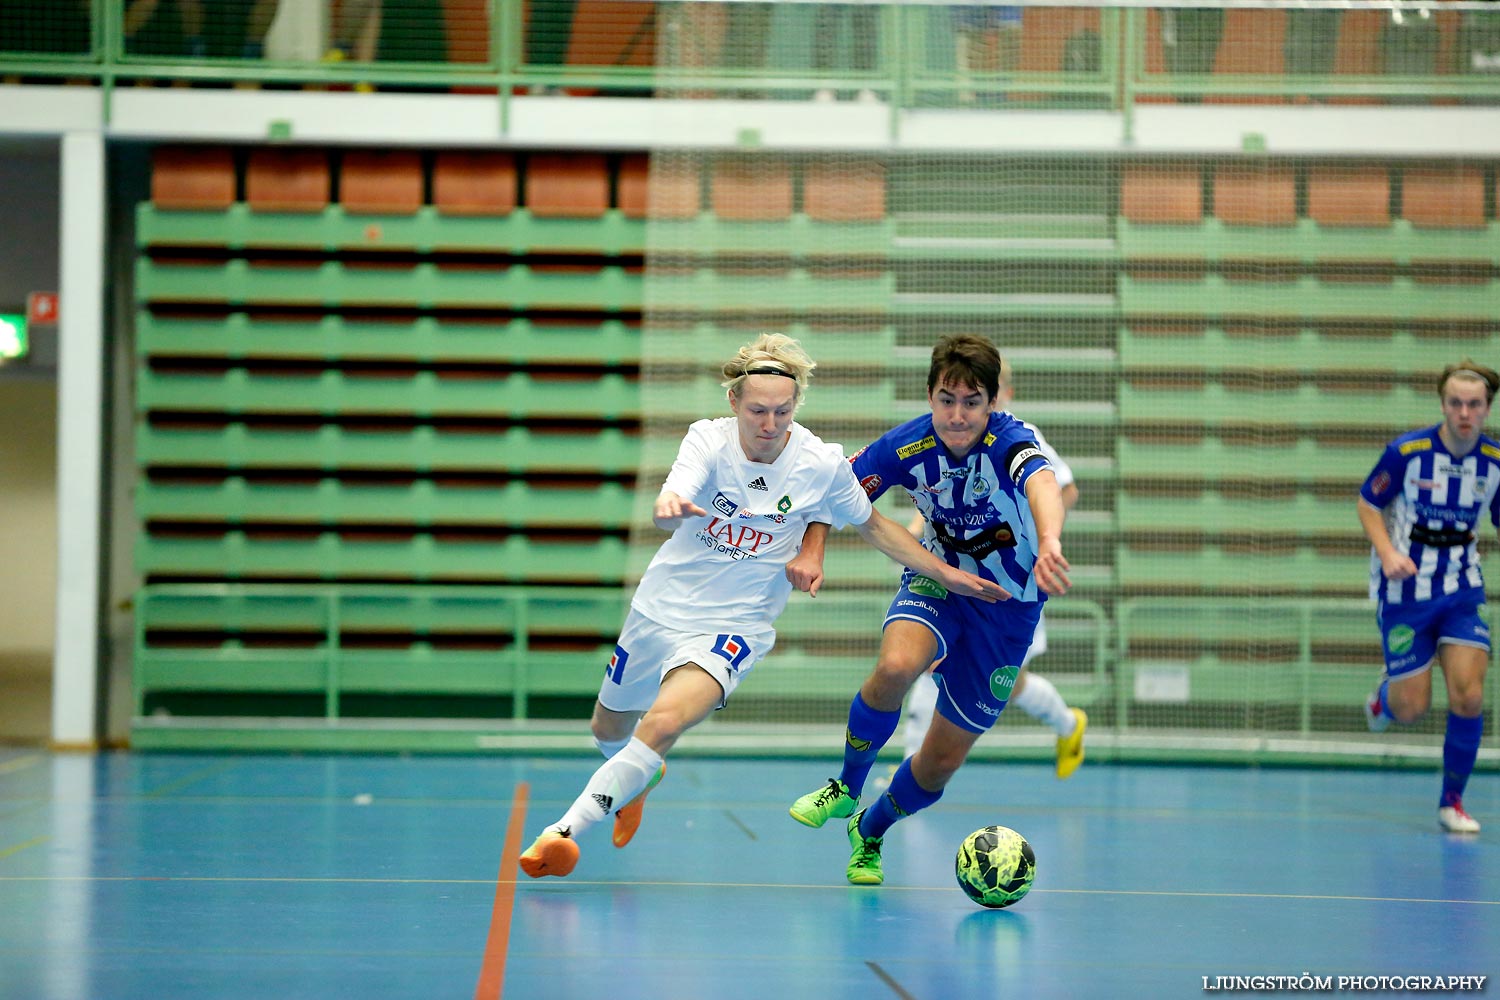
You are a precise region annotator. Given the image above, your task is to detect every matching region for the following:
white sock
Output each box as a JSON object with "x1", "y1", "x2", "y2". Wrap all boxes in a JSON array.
[
  {"x1": 1012, "y1": 673, "x2": 1075, "y2": 737},
  {"x1": 549, "y1": 737, "x2": 663, "y2": 838},
  {"x1": 594, "y1": 732, "x2": 631, "y2": 759},
  {"x1": 904, "y1": 674, "x2": 939, "y2": 758}
]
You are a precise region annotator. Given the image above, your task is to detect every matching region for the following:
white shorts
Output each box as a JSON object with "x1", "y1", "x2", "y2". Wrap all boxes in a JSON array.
[
  {"x1": 599, "y1": 608, "x2": 777, "y2": 714},
  {"x1": 1022, "y1": 611, "x2": 1048, "y2": 667}
]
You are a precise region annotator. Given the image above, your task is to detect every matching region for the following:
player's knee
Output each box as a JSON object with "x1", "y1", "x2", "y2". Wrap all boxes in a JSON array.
[
  {"x1": 1449, "y1": 684, "x2": 1485, "y2": 717},
  {"x1": 1388, "y1": 690, "x2": 1430, "y2": 724}
]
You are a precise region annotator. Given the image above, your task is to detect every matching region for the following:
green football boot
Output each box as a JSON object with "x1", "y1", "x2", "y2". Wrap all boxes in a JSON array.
[
  {"x1": 789, "y1": 778, "x2": 858, "y2": 829},
  {"x1": 845, "y1": 810, "x2": 885, "y2": 885}
]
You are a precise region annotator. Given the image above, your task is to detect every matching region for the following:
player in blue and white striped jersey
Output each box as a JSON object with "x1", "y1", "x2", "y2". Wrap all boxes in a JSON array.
[
  {"x1": 1359, "y1": 358, "x2": 1500, "y2": 835},
  {"x1": 787, "y1": 334, "x2": 1071, "y2": 885}
]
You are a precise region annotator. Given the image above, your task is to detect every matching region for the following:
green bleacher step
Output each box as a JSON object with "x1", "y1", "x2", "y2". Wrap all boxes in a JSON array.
[
  {"x1": 137, "y1": 479, "x2": 636, "y2": 529},
  {"x1": 137, "y1": 534, "x2": 629, "y2": 583},
  {"x1": 1120, "y1": 274, "x2": 1500, "y2": 322},
  {"x1": 137, "y1": 424, "x2": 643, "y2": 474}
]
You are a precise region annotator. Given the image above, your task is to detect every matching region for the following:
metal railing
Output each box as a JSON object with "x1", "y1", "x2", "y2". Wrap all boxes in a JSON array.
[{"x1": 4, "y1": 1, "x2": 1499, "y2": 109}]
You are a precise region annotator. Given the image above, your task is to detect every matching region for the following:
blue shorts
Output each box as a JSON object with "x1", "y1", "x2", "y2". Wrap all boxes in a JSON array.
[
  {"x1": 885, "y1": 569, "x2": 1043, "y2": 733},
  {"x1": 1376, "y1": 588, "x2": 1490, "y2": 678}
]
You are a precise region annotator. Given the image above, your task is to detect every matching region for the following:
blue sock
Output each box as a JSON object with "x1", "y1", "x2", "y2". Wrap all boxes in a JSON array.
[
  {"x1": 860, "y1": 757, "x2": 942, "y2": 839},
  {"x1": 1441, "y1": 712, "x2": 1483, "y2": 808},
  {"x1": 837, "y1": 692, "x2": 900, "y2": 798},
  {"x1": 1376, "y1": 679, "x2": 1394, "y2": 720}
]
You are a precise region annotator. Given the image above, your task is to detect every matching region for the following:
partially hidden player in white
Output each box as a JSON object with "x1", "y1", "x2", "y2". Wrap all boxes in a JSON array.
[
  {"x1": 520, "y1": 334, "x2": 1008, "y2": 878},
  {"x1": 1359, "y1": 357, "x2": 1500, "y2": 835},
  {"x1": 901, "y1": 358, "x2": 1086, "y2": 777},
  {"x1": 787, "y1": 333, "x2": 1071, "y2": 886}
]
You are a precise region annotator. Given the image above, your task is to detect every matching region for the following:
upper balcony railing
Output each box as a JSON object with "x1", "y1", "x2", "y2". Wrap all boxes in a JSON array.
[{"x1": 2, "y1": 1, "x2": 1498, "y2": 110}]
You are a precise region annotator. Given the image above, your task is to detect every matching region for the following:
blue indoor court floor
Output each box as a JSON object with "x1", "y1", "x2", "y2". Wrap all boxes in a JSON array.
[{"x1": 0, "y1": 748, "x2": 1496, "y2": 1000}]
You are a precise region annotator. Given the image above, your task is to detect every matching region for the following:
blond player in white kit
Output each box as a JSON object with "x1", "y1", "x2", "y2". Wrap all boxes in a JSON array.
[{"x1": 521, "y1": 334, "x2": 1008, "y2": 878}]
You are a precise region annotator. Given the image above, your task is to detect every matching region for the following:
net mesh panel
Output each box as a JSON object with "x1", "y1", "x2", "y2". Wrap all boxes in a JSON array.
[{"x1": 636, "y1": 1, "x2": 1500, "y2": 756}]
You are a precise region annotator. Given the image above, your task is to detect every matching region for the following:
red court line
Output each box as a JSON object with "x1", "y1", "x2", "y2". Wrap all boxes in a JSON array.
[{"x1": 474, "y1": 781, "x2": 529, "y2": 1000}]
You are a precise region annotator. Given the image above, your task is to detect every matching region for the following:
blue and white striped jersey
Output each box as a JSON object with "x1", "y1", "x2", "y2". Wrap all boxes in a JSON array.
[
  {"x1": 1359, "y1": 423, "x2": 1500, "y2": 605},
  {"x1": 851, "y1": 411, "x2": 1052, "y2": 602}
]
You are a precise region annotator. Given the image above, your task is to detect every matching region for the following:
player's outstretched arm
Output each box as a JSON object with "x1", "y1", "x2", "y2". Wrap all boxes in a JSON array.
[
  {"x1": 786, "y1": 522, "x2": 829, "y2": 597},
  {"x1": 1023, "y1": 469, "x2": 1071, "y2": 596},
  {"x1": 854, "y1": 509, "x2": 1010, "y2": 602},
  {"x1": 653, "y1": 491, "x2": 708, "y2": 532}
]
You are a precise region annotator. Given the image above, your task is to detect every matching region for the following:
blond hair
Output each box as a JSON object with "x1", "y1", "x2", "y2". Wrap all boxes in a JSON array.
[
  {"x1": 720, "y1": 333, "x2": 816, "y2": 410},
  {"x1": 1439, "y1": 357, "x2": 1500, "y2": 404}
]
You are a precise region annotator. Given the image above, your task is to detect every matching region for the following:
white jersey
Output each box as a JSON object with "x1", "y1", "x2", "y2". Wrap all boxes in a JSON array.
[{"x1": 632, "y1": 417, "x2": 873, "y2": 634}]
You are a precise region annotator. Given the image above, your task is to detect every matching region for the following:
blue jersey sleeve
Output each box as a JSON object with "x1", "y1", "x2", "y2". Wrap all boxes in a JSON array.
[
  {"x1": 849, "y1": 432, "x2": 906, "y2": 502},
  {"x1": 1359, "y1": 444, "x2": 1403, "y2": 509}
]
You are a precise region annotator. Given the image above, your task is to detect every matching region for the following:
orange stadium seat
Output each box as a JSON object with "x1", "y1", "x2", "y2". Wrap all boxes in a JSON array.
[
  {"x1": 442, "y1": 0, "x2": 489, "y2": 63},
  {"x1": 802, "y1": 160, "x2": 886, "y2": 223},
  {"x1": 340, "y1": 151, "x2": 424, "y2": 214},
  {"x1": 1327, "y1": 11, "x2": 1383, "y2": 105},
  {"x1": 1207, "y1": 10, "x2": 1286, "y2": 105},
  {"x1": 1402, "y1": 166, "x2": 1487, "y2": 229},
  {"x1": 432, "y1": 152, "x2": 518, "y2": 216},
  {"x1": 710, "y1": 156, "x2": 792, "y2": 221},
  {"x1": 151, "y1": 146, "x2": 236, "y2": 210},
  {"x1": 1213, "y1": 165, "x2": 1297, "y2": 226},
  {"x1": 616, "y1": 154, "x2": 701, "y2": 220},
  {"x1": 245, "y1": 149, "x2": 331, "y2": 213},
  {"x1": 1121, "y1": 165, "x2": 1203, "y2": 224},
  {"x1": 565, "y1": 1, "x2": 656, "y2": 69},
  {"x1": 1306, "y1": 166, "x2": 1389, "y2": 227},
  {"x1": 526, "y1": 153, "x2": 610, "y2": 217}
]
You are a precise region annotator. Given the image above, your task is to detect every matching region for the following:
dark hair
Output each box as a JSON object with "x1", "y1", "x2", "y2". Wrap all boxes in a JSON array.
[
  {"x1": 927, "y1": 334, "x2": 1002, "y2": 402},
  {"x1": 1438, "y1": 358, "x2": 1500, "y2": 404}
]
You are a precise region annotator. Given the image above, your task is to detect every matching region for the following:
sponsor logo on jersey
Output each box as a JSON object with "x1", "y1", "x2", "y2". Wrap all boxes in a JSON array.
[
  {"x1": 1371, "y1": 471, "x2": 1391, "y2": 495},
  {"x1": 1387, "y1": 624, "x2": 1416, "y2": 655},
  {"x1": 896, "y1": 435, "x2": 937, "y2": 460},
  {"x1": 988, "y1": 665, "x2": 1020, "y2": 702},
  {"x1": 908, "y1": 575, "x2": 949, "y2": 599},
  {"x1": 1399, "y1": 439, "x2": 1432, "y2": 455},
  {"x1": 712, "y1": 492, "x2": 738, "y2": 517},
  {"x1": 778, "y1": 495, "x2": 793, "y2": 513},
  {"x1": 983, "y1": 432, "x2": 996, "y2": 447},
  {"x1": 941, "y1": 467, "x2": 969, "y2": 480},
  {"x1": 859, "y1": 474, "x2": 882, "y2": 497},
  {"x1": 699, "y1": 516, "x2": 774, "y2": 558},
  {"x1": 748, "y1": 476, "x2": 769, "y2": 491},
  {"x1": 738, "y1": 508, "x2": 758, "y2": 519},
  {"x1": 1484, "y1": 444, "x2": 1500, "y2": 461}
]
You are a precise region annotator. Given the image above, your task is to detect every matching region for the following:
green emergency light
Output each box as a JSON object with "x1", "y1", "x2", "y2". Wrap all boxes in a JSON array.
[{"x1": 0, "y1": 314, "x2": 26, "y2": 361}]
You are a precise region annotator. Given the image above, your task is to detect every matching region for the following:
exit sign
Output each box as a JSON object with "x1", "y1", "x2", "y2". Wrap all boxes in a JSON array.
[{"x1": 0, "y1": 313, "x2": 27, "y2": 361}]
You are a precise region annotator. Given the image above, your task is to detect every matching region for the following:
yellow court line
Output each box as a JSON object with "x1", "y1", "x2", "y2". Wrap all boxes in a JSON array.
[
  {"x1": 0, "y1": 754, "x2": 43, "y2": 776},
  {"x1": 144, "y1": 760, "x2": 241, "y2": 798},
  {"x1": 0, "y1": 835, "x2": 49, "y2": 860},
  {"x1": 0, "y1": 873, "x2": 1495, "y2": 908}
]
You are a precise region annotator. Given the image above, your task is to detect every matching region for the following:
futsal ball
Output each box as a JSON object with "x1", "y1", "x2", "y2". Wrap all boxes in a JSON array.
[{"x1": 955, "y1": 825, "x2": 1035, "y2": 908}]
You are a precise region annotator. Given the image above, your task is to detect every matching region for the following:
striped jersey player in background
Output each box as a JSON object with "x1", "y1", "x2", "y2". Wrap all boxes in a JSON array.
[
  {"x1": 788, "y1": 333, "x2": 1071, "y2": 886},
  {"x1": 1359, "y1": 358, "x2": 1500, "y2": 834},
  {"x1": 518, "y1": 334, "x2": 1006, "y2": 879}
]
